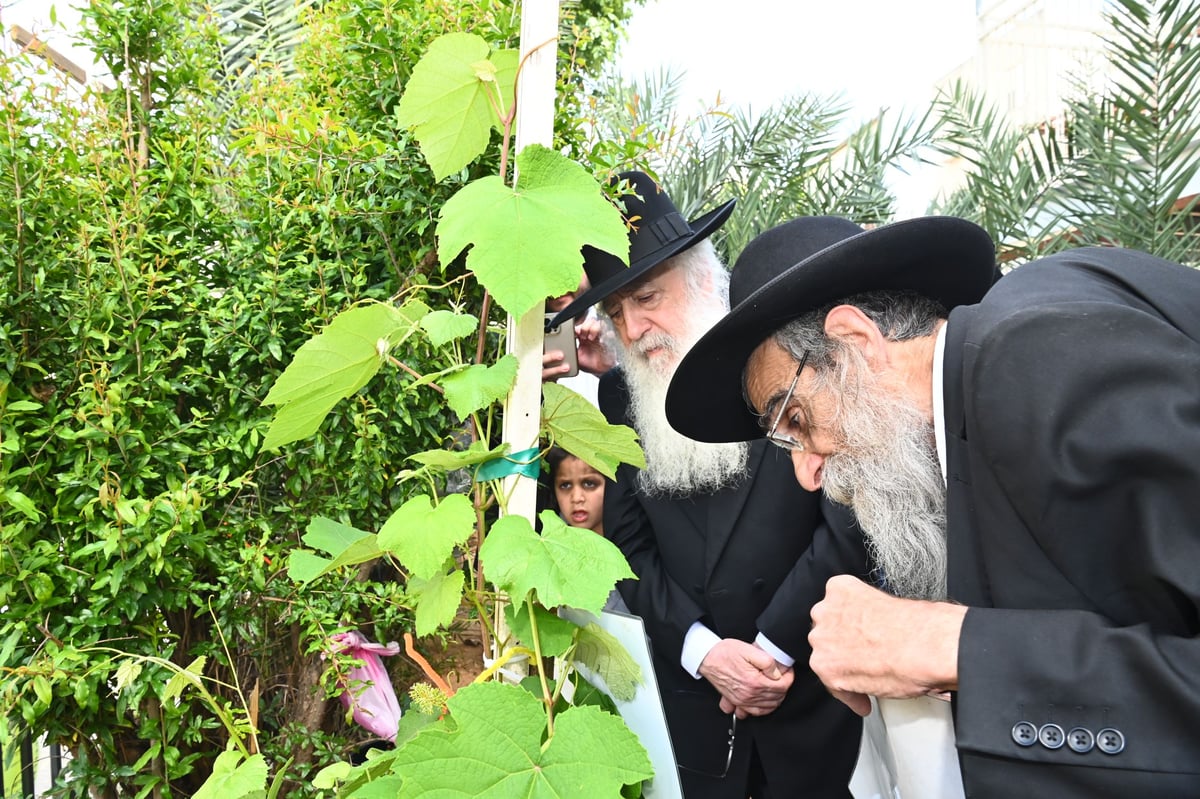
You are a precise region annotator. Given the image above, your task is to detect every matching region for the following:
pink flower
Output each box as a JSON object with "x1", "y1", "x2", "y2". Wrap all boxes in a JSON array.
[{"x1": 327, "y1": 630, "x2": 402, "y2": 741}]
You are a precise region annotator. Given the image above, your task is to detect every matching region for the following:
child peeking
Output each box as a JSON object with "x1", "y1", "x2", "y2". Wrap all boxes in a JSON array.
[{"x1": 545, "y1": 446, "x2": 628, "y2": 613}]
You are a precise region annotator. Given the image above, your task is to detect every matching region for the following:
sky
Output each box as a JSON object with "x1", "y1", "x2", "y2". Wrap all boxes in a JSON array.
[
  {"x1": 616, "y1": 0, "x2": 980, "y2": 215},
  {"x1": 618, "y1": 0, "x2": 977, "y2": 117}
]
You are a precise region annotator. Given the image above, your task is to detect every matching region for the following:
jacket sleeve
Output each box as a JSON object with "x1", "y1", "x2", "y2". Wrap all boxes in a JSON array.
[
  {"x1": 954, "y1": 300, "x2": 1200, "y2": 780},
  {"x1": 756, "y1": 498, "x2": 872, "y2": 659}
]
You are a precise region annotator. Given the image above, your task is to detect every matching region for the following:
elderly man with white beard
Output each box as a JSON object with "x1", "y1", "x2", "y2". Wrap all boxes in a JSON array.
[
  {"x1": 664, "y1": 215, "x2": 1200, "y2": 799},
  {"x1": 547, "y1": 174, "x2": 870, "y2": 799}
]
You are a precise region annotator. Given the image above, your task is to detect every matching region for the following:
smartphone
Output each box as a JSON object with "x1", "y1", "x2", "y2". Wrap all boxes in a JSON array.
[{"x1": 543, "y1": 313, "x2": 579, "y2": 378}]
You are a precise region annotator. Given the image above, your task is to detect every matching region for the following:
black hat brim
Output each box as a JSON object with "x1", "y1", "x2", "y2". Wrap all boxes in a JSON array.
[
  {"x1": 548, "y1": 199, "x2": 736, "y2": 329},
  {"x1": 665, "y1": 216, "x2": 996, "y2": 443}
]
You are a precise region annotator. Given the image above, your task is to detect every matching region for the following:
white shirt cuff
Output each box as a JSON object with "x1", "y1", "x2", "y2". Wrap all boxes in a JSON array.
[
  {"x1": 681, "y1": 622, "x2": 722, "y2": 679},
  {"x1": 754, "y1": 632, "x2": 794, "y2": 667}
]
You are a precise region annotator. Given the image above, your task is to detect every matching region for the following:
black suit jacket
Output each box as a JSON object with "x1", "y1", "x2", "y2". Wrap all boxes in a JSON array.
[
  {"x1": 941, "y1": 247, "x2": 1200, "y2": 797},
  {"x1": 599, "y1": 371, "x2": 868, "y2": 798}
]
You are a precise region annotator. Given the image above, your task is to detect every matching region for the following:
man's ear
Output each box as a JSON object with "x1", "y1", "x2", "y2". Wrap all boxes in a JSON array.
[{"x1": 823, "y1": 305, "x2": 888, "y2": 366}]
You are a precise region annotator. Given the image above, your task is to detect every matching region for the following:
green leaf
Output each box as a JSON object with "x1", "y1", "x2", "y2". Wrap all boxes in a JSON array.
[
  {"x1": 286, "y1": 551, "x2": 332, "y2": 584},
  {"x1": 192, "y1": 750, "x2": 268, "y2": 799},
  {"x1": 163, "y1": 655, "x2": 207, "y2": 703},
  {"x1": 288, "y1": 518, "x2": 383, "y2": 583},
  {"x1": 395, "y1": 33, "x2": 518, "y2": 180},
  {"x1": 419, "y1": 310, "x2": 478, "y2": 347},
  {"x1": 408, "y1": 566, "x2": 465, "y2": 637},
  {"x1": 480, "y1": 512, "x2": 635, "y2": 613},
  {"x1": 574, "y1": 622, "x2": 643, "y2": 703},
  {"x1": 312, "y1": 762, "x2": 352, "y2": 790},
  {"x1": 394, "y1": 682, "x2": 652, "y2": 797},
  {"x1": 437, "y1": 145, "x2": 630, "y2": 318},
  {"x1": 543, "y1": 382, "x2": 645, "y2": 480},
  {"x1": 114, "y1": 660, "x2": 142, "y2": 695},
  {"x1": 4, "y1": 488, "x2": 42, "y2": 521},
  {"x1": 407, "y1": 440, "x2": 509, "y2": 470},
  {"x1": 377, "y1": 493, "x2": 474, "y2": 580},
  {"x1": 504, "y1": 602, "x2": 579, "y2": 658},
  {"x1": 261, "y1": 302, "x2": 409, "y2": 450},
  {"x1": 301, "y1": 516, "x2": 372, "y2": 555},
  {"x1": 32, "y1": 674, "x2": 53, "y2": 706},
  {"x1": 441, "y1": 354, "x2": 518, "y2": 419}
]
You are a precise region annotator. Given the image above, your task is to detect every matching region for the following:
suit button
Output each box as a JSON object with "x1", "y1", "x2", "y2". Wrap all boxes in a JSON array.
[
  {"x1": 752, "y1": 578, "x2": 766, "y2": 592},
  {"x1": 1066, "y1": 727, "x2": 1094, "y2": 753},
  {"x1": 1011, "y1": 721, "x2": 1037, "y2": 747},
  {"x1": 1038, "y1": 723, "x2": 1065, "y2": 750},
  {"x1": 1096, "y1": 728, "x2": 1125, "y2": 755}
]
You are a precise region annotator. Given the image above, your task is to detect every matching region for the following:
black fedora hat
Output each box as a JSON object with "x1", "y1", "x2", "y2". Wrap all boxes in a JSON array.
[
  {"x1": 547, "y1": 171, "x2": 735, "y2": 329},
  {"x1": 664, "y1": 215, "x2": 996, "y2": 443}
]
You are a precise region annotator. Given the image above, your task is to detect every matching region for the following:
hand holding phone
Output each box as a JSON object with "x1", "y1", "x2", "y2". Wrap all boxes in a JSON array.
[{"x1": 543, "y1": 314, "x2": 579, "y2": 379}]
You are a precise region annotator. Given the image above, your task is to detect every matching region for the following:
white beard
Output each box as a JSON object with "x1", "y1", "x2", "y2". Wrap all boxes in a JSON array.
[
  {"x1": 818, "y1": 350, "x2": 949, "y2": 601},
  {"x1": 617, "y1": 295, "x2": 748, "y2": 498}
]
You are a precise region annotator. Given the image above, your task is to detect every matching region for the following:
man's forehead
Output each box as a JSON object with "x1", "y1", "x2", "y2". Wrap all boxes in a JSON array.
[
  {"x1": 603, "y1": 261, "x2": 677, "y2": 304},
  {"x1": 744, "y1": 340, "x2": 797, "y2": 409}
]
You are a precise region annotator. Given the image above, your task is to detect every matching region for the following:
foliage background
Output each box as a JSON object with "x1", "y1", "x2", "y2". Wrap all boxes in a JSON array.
[{"x1": 0, "y1": 0, "x2": 642, "y2": 794}]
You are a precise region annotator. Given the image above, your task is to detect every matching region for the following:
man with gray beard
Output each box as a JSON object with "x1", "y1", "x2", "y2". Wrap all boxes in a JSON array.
[
  {"x1": 665, "y1": 215, "x2": 1200, "y2": 798},
  {"x1": 548, "y1": 173, "x2": 869, "y2": 799}
]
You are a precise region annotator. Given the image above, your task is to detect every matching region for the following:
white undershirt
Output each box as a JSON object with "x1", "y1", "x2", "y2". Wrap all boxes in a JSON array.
[{"x1": 933, "y1": 322, "x2": 949, "y2": 485}]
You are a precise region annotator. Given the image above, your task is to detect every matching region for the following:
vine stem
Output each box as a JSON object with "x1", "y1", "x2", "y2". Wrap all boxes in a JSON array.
[
  {"x1": 474, "y1": 645, "x2": 535, "y2": 684},
  {"x1": 525, "y1": 595, "x2": 554, "y2": 737},
  {"x1": 403, "y1": 632, "x2": 455, "y2": 700},
  {"x1": 386, "y1": 354, "x2": 444, "y2": 393}
]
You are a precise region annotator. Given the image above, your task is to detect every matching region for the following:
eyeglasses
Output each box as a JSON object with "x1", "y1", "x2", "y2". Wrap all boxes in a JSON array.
[
  {"x1": 763, "y1": 351, "x2": 810, "y2": 453},
  {"x1": 678, "y1": 714, "x2": 737, "y2": 779}
]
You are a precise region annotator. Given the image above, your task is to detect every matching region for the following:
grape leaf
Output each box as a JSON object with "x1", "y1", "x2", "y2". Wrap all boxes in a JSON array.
[
  {"x1": 573, "y1": 622, "x2": 643, "y2": 703},
  {"x1": 377, "y1": 493, "x2": 474, "y2": 580},
  {"x1": 503, "y1": 602, "x2": 579, "y2": 658},
  {"x1": 436, "y1": 145, "x2": 630, "y2": 318},
  {"x1": 408, "y1": 566, "x2": 465, "y2": 637},
  {"x1": 420, "y1": 310, "x2": 478, "y2": 347},
  {"x1": 287, "y1": 516, "x2": 383, "y2": 584},
  {"x1": 192, "y1": 750, "x2": 267, "y2": 799},
  {"x1": 302, "y1": 516, "x2": 371, "y2": 555},
  {"x1": 261, "y1": 302, "x2": 410, "y2": 450},
  {"x1": 407, "y1": 440, "x2": 509, "y2": 470},
  {"x1": 479, "y1": 512, "x2": 635, "y2": 613},
  {"x1": 395, "y1": 33, "x2": 517, "y2": 180},
  {"x1": 394, "y1": 682, "x2": 652, "y2": 798},
  {"x1": 543, "y1": 382, "x2": 645, "y2": 479},
  {"x1": 441, "y1": 354, "x2": 518, "y2": 419}
]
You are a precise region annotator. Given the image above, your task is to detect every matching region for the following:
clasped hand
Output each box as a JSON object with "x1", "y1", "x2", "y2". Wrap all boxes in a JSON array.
[{"x1": 699, "y1": 638, "x2": 793, "y2": 719}]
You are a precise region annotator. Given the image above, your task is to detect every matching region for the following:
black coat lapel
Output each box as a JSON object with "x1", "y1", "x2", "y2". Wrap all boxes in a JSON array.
[{"x1": 704, "y1": 440, "x2": 767, "y2": 579}]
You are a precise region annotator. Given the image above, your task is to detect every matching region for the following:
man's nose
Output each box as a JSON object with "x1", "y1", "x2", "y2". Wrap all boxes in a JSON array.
[
  {"x1": 790, "y1": 449, "x2": 825, "y2": 492},
  {"x1": 622, "y1": 304, "x2": 654, "y2": 342}
]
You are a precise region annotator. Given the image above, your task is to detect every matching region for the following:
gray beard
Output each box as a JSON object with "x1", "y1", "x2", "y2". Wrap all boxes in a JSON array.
[
  {"x1": 617, "y1": 306, "x2": 748, "y2": 498},
  {"x1": 819, "y1": 358, "x2": 949, "y2": 601}
]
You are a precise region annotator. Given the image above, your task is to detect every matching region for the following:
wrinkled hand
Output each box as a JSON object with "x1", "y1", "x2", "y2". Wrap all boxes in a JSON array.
[
  {"x1": 699, "y1": 639, "x2": 793, "y2": 718},
  {"x1": 574, "y1": 317, "x2": 615, "y2": 376},
  {"x1": 809, "y1": 575, "x2": 967, "y2": 716}
]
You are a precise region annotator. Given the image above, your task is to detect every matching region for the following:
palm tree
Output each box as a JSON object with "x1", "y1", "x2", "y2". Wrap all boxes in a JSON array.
[
  {"x1": 933, "y1": 0, "x2": 1200, "y2": 266},
  {"x1": 580, "y1": 67, "x2": 944, "y2": 259}
]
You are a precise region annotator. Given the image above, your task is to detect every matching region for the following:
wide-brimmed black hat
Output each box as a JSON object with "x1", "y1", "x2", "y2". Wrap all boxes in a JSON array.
[
  {"x1": 664, "y1": 215, "x2": 996, "y2": 443},
  {"x1": 547, "y1": 171, "x2": 735, "y2": 329}
]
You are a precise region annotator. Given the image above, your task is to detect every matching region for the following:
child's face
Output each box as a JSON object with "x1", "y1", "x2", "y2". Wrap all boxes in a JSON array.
[{"x1": 553, "y1": 456, "x2": 605, "y2": 535}]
